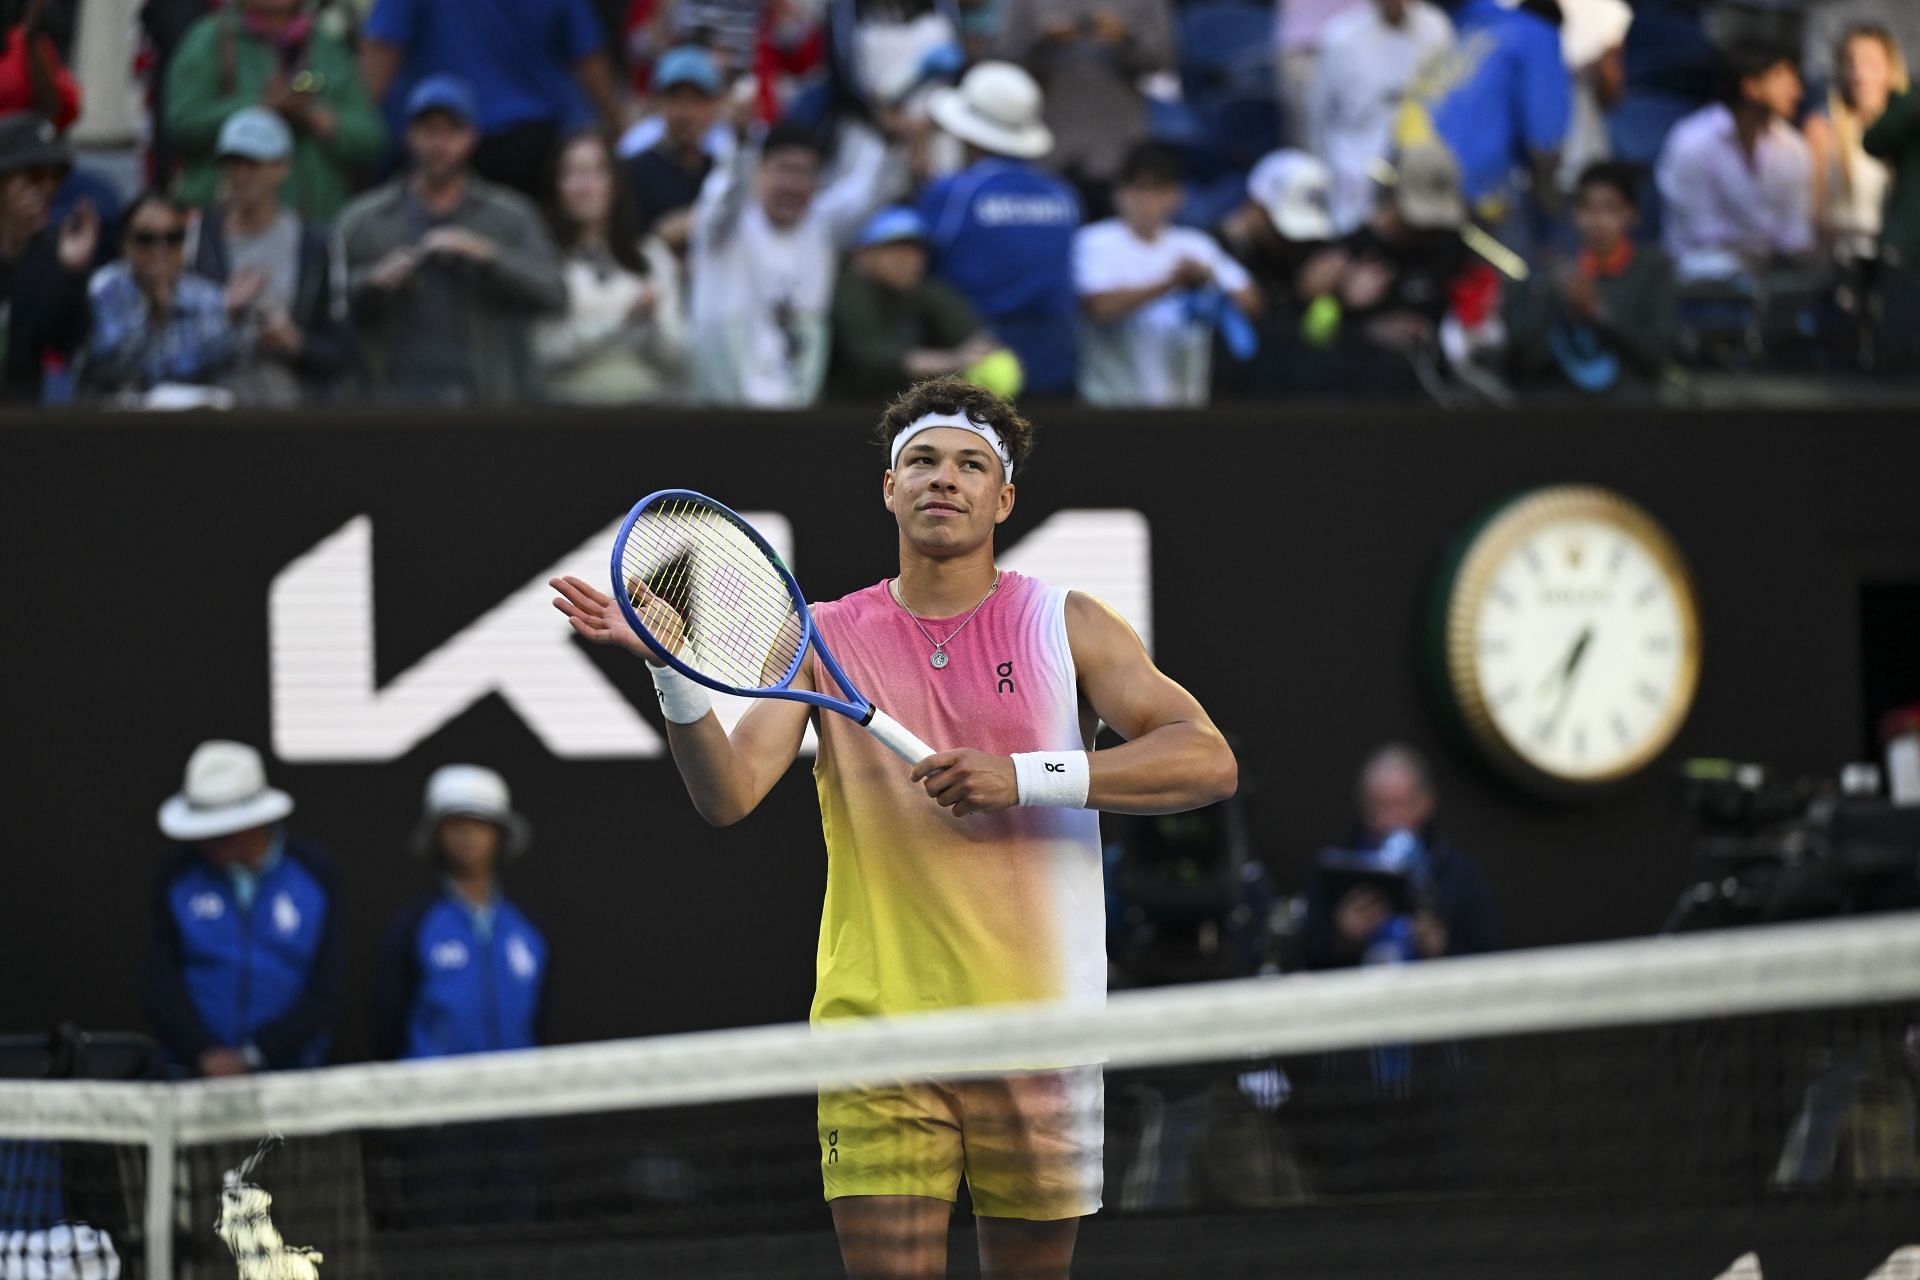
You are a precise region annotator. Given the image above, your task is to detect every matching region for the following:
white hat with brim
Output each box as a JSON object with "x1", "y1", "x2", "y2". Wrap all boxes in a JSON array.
[
  {"x1": 1248, "y1": 149, "x2": 1336, "y2": 242},
  {"x1": 157, "y1": 740, "x2": 295, "y2": 842},
  {"x1": 1393, "y1": 143, "x2": 1467, "y2": 231},
  {"x1": 927, "y1": 62, "x2": 1053, "y2": 160},
  {"x1": 410, "y1": 764, "x2": 531, "y2": 860}
]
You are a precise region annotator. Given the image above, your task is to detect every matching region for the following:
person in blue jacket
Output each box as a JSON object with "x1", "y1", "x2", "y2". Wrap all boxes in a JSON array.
[
  {"x1": 146, "y1": 740, "x2": 343, "y2": 1077},
  {"x1": 919, "y1": 61, "x2": 1084, "y2": 398},
  {"x1": 374, "y1": 764, "x2": 549, "y2": 1062}
]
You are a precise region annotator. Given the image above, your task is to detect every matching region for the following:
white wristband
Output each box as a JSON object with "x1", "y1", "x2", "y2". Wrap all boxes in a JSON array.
[
  {"x1": 649, "y1": 662, "x2": 713, "y2": 724},
  {"x1": 1012, "y1": 751, "x2": 1091, "y2": 808}
]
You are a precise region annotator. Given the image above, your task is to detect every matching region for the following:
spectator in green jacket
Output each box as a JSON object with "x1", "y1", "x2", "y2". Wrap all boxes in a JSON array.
[
  {"x1": 829, "y1": 206, "x2": 1002, "y2": 402},
  {"x1": 163, "y1": 0, "x2": 385, "y2": 226},
  {"x1": 1865, "y1": 82, "x2": 1920, "y2": 269}
]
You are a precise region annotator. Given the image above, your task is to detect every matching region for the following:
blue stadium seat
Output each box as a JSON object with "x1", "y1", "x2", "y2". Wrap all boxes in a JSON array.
[{"x1": 1179, "y1": 2, "x2": 1276, "y2": 101}]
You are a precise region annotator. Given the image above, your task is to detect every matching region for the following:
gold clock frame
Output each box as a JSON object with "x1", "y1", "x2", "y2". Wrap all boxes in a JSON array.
[{"x1": 1443, "y1": 485, "x2": 1703, "y2": 789}]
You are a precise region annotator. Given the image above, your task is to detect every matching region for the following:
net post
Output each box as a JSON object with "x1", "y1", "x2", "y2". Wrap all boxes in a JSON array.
[{"x1": 145, "y1": 1089, "x2": 176, "y2": 1280}]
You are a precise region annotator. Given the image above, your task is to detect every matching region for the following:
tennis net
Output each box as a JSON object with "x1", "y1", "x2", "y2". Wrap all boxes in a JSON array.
[{"x1": 3, "y1": 914, "x2": 1918, "y2": 1279}]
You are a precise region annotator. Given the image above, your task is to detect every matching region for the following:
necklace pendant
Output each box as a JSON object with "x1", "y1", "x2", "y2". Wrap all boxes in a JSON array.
[{"x1": 929, "y1": 649, "x2": 949, "y2": 670}]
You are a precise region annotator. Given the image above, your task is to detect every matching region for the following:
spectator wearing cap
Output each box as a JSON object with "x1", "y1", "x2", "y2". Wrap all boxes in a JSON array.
[
  {"x1": 0, "y1": 113, "x2": 96, "y2": 403},
  {"x1": 145, "y1": 741, "x2": 343, "y2": 1077},
  {"x1": 1298, "y1": 143, "x2": 1470, "y2": 395},
  {"x1": 1505, "y1": 162, "x2": 1674, "y2": 399},
  {"x1": 1215, "y1": 149, "x2": 1342, "y2": 396},
  {"x1": 620, "y1": 45, "x2": 727, "y2": 252},
  {"x1": 689, "y1": 101, "x2": 906, "y2": 406},
  {"x1": 917, "y1": 61, "x2": 1082, "y2": 397},
  {"x1": 82, "y1": 191, "x2": 244, "y2": 405},
  {"x1": 1406, "y1": 0, "x2": 1570, "y2": 228},
  {"x1": 1309, "y1": 0, "x2": 1454, "y2": 235},
  {"x1": 1073, "y1": 142, "x2": 1260, "y2": 406},
  {"x1": 994, "y1": 0, "x2": 1175, "y2": 214},
  {"x1": 373, "y1": 766, "x2": 549, "y2": 1061},
  {"x1": 163, "y1": 0, "x2": 386, "y2": 227},
  {"x1": 360, "y1": 0, "x2": 624, "y2": 201},
  {"x1": 1656, "y1": 43, "x2": 1815, "y2": 284},
  {"x1": 536, "y1": 128, "x2": 687, "y2": 404},
  {"x1": 186, "y1": 108, "x2": 353, "y2": 408},
  {"x1": 337, "y1": 76, "x2": 568, "y2": 405},
  {"x1": 829, "y1": 204, "x2": 1000, "y2": 400}
]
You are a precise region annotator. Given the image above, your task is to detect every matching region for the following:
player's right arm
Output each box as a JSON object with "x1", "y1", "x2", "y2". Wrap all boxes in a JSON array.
[{"x1": 549, "y1": 575, "x2": 810, "y2": 826}]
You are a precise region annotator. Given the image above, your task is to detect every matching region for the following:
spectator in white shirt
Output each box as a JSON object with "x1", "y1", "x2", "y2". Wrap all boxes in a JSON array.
[
  {"x1": 1073, "y1": 143, "x2": 1261, "y2": 406},
  {"x1": 689, "y1": 111, "x2": 904, "y2": 407},
  {"x1": 537, "y1": 129, "x2": 687, "y2": 404},
  {"x1": 1656, "y1": 44, "x2": 1815, "y2": 283},
  {"x1": 1309, "y1": 0, "x2": 1454, "y2": 234}
]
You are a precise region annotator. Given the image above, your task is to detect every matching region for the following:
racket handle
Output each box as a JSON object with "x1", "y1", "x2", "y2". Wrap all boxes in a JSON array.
[{"x1": 864, "y1": 709, "x2": 935, "y2": 764}]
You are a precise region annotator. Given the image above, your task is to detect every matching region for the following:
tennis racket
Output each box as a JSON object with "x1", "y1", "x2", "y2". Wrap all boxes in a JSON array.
[{"x1": 610, "y1": 489, "x2": 937, "y2": 764}]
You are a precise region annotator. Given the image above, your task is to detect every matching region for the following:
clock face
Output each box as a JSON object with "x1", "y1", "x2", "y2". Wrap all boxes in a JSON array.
[{"x1": 1444, "y1": 488, "x2": 1701, "y2": 787}]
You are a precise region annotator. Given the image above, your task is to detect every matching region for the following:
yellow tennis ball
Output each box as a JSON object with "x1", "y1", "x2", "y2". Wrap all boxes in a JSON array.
[
  {"x1": 963, "y1": 349, "x2": 1024, "y2": 400},
  {"x1": 1301, "y1": 295, "x2": 1342, "y2": 348}
]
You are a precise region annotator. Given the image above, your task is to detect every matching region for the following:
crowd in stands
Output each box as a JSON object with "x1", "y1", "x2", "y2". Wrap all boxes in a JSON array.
[{"x1": 0, "y1": 0, "x2": 1917, "y2": 411}]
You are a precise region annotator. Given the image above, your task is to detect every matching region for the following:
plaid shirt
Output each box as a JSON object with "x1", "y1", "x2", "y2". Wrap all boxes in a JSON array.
[{"x1": 83, "y1": 263, "x2": 238, "y2": 394}]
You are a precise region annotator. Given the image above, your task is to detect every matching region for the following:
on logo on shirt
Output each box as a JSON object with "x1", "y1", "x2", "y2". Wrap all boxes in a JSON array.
[
  {"x1": 189, "y1": 892, "x2": 225, "y2": 921},
  {"x1": 272, "y1": 893, "x2": 301, "y2": 936}
]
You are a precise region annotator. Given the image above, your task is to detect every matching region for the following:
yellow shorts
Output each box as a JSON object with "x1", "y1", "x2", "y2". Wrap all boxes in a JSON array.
[{"x1": 818, "y1": 1068, "x2": 1104, "y2": 1220}]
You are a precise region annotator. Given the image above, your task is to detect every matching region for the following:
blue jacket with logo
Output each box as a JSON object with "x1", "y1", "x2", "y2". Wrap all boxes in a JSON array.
[
  {"x1": 916, "y1": 158, "x2": 1083, "y2": 396},
  {"x1": 373, "y1": 890, "x2": 550, "y2": 1060},
  {"x1": 143, "y1": 837, "x2": 343, "y2": 1070}
]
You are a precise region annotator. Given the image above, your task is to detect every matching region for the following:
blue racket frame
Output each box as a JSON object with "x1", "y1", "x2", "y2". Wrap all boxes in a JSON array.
[{"x1": 610, "y1": 489, "x2": 882, "y2": 727}]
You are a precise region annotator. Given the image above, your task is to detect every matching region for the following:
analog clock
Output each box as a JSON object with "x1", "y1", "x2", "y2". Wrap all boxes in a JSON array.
[{"x1": 1433, "y1": 485, "x2": 1702, "y2": 792}]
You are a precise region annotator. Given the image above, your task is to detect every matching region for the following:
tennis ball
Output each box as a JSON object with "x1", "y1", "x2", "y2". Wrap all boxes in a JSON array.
[
  {"x1": 963, "y1": 349, "x2": 1025, "y2": 401},
  {"x1": 1301, "y1": 295, "x2": 1342, "y2": 348}
]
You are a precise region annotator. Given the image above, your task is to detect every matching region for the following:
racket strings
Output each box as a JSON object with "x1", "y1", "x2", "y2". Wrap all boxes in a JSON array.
[
  {"x1": 619, "y1": 499, "x2": 806, "y2": 690},
  {"x1": 638, "y1": 507, "x2": 797, "y2": 665}
]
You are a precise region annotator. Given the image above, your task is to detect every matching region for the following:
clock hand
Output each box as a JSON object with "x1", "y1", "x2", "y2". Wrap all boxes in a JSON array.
[
  {"x1": 1541, "y1": 626, "x2": 1596, "y2": 741},
  {"x1": 1537, "y1": 625, "x2": 1595, "y2": 697}
]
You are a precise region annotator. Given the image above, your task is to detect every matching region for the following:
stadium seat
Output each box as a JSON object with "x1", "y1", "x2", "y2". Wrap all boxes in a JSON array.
[{"x1": 1179, "y1": 2, "x2": 1277, "y2": 101}]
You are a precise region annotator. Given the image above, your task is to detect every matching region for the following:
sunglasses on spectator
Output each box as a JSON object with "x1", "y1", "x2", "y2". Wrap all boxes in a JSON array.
[{"x1": 130, "y1": 229, "x2": 188, "y2": 248}]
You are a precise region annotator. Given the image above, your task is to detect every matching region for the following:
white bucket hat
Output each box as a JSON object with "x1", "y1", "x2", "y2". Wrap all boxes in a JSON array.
[
  {"x1": 157, "y1": 741, "x2": 295, "y2": 842},
  {"x1": 927, "y1": 62, "x2": 1053, "y2": 160},
  {"x1": 1248, "y1": 149, "x2": 1335, "y2": 242},
  {"x1": 411, "y1": 764, "x2": 530, "y2": 859}
]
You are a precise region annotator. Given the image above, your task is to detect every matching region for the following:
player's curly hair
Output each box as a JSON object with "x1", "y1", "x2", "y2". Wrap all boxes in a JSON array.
[{"x1": 872, "y1": 376, "x2": 1036, "y2": 477}]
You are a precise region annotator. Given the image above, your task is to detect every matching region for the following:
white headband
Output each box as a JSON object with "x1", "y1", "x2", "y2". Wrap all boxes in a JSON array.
[{"x1": 889, "y1": 411, "x2": 1014, "y2": 481}]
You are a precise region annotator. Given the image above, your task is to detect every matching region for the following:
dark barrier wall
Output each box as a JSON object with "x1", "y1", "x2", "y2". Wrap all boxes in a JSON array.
[{"x1": 4, "y1": 408, "x2": 1917, "y2": 1059}]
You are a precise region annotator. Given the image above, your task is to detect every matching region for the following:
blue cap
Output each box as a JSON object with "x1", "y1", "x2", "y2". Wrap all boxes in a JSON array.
[
  {"x1": 217, "y1": 107, "x2": 294, "y2": 162},
  {"x1": 855, "y1": 206, "x2": 929, "y2": 249},
  {"x1": 406, "y1": 74, "x2": 478, "y2": 125},
  {"x1": 655, "y1": 46, "x2": 722, "y2": 95}
]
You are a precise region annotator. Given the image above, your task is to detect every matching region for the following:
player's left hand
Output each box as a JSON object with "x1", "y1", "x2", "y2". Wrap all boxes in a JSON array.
[{"x1": 910, "y1": 750, "x2": 1018, "y2": 818}]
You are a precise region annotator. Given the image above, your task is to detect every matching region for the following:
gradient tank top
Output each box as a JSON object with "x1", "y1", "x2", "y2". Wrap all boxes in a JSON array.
[{"x1": 807, "y1": 571, "x2": 1105, "y2": 1021}]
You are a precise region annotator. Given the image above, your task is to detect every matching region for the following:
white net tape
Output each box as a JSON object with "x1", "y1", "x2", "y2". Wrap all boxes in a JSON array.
[{"x1": 5, "y1": 914, "x2": 1919, "y2": 1146}]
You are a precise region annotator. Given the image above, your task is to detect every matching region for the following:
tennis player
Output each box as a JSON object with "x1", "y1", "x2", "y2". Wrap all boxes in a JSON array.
[{"x1": 550, "y1": 376, "x2": 1236, "y2": 1279}]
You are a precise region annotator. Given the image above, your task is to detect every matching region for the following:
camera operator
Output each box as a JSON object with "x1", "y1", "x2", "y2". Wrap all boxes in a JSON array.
[{"x1": 1302, "y1": 743, "x2": 1500, "y2": 971}]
